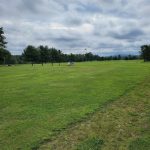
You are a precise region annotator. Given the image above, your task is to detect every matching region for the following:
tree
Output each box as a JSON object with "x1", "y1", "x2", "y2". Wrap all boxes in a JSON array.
[
  {"x1": 0, "y1": 27, "x2": 7, "y2": 49},
  {"x1": 49, "y1": 48, "x2": 59, "y2": 66},
  {"x1": 140, "y1": 45, "x2": 150, "y2": 61},
  {"x1": 85, "y1": 52, "x2": 94, "y2": 61},
  {"x1": 0, "y1": 48, "x2": 11, "y2": 64},
  {"x1": 38, "y1": 45, "x2": 50, "y2": 65},
  {"x1": 57, "y1": 50, "x2": 63, "y2": 66},
  {"x1": 0, "y1": 27, "x2": 12, "y2": 65},
  {"x1": 69, "y1": 53, "x2": 75, "y2": 62},
  {"x1": 22, "y1": 45, "x2": 40, "y2": 65}
]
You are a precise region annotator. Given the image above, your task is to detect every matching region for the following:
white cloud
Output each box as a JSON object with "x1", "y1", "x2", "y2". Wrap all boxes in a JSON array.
[{"x1": 0, "y1": 0, "x2": 150, "y2": 55}]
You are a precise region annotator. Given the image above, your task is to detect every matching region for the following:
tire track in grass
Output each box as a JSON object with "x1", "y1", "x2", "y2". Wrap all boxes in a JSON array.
[{"x1": 38, "y1": 78, "x2": 150, "y2": 150}]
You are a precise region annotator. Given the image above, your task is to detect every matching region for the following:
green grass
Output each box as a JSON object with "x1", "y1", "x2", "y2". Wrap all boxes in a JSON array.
[
  {"x1": 129, "y1": 137, "x2": 150, "y2": 150},
  {"x1": 0, "y1": 61, "x2": 150, "y2": 149},
  {"x1": 76, "y1": 137, "x2": 104, "y2": 150},
  {"x1": 40, "y1": 69, "x2": 150, "y2": 150}
]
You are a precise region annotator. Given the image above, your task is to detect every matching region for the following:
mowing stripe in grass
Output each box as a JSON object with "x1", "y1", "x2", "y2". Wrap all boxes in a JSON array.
[
  {"x1": 39, "y1": 78, "x2": 150, "y2": 150},
  {"x1": 0, "y1": 61, "x2": 150, "y2": 149}
]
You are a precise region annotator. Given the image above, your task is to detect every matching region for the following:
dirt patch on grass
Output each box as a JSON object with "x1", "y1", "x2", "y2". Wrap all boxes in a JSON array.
[{"x1": 39, "y1": 79, "x2": 150, "y2": 150}]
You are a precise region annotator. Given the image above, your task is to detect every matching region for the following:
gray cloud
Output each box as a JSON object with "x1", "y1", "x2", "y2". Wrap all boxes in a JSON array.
[
  {"x1": 0, "y1": 0, "x2": 150, "y2": 55},
  {"x1": 110, "y1": 29, "x2": 144, "y2": 40}
]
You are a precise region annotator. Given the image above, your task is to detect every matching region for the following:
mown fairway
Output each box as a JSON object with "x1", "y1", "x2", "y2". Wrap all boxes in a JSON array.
[
  {"x1": 0, "y1": 61, "x2": 150, "y2": 149},
  {"x1": 40, "y1": 77, "x2": 150, "y2": 150}
]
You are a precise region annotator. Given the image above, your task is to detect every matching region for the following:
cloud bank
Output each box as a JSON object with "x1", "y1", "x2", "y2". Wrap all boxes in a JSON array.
[{"x1": 0, "y1": 0, "x2": 150, "y2": 55}]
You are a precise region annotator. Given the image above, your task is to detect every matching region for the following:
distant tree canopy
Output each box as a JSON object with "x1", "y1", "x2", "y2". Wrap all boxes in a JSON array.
[
  {"x1": 22, "y1": 45, "x2": 106, "y2": 65},
  {"x1": 38, "y1": 45, "x2": 50, "y2": 64},
  {"x1": 140, "y1": 45, "x2": 150, "y2": 61},
  {"x1": 0, "y1": 27, "x2": 7, "y2": 49},
  {"x1": 22, "y1": 46, "x2": 63, "y2": 65},
  {"x1": 21, "y1": 45, "x2": 140, "y2": 65},
  {"x1": 0, "y1": 48, "x2": 11, "y2": 64},
  {"x1": 23, "y1": 45, "x2": 40, "y2": 65},
  {"x1": 0, "y1": 27, "x2": 13, "y2": 65},
  {"x1": 0, "y1": 27, "x2": 142, "y2": 65}
]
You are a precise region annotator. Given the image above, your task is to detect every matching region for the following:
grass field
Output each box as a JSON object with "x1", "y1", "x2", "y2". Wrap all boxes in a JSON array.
[
  {"x1": 0, "y1": 61, "x2": 150, "y2": 149},
  {"x1": 40, "y1": 75, "x2": 150, "y2": 150}
]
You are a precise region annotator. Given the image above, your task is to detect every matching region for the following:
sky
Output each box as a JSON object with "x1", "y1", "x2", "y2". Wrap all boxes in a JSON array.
[{"x1": 0, "y1": 0, "x2": 150, "y2": 56}]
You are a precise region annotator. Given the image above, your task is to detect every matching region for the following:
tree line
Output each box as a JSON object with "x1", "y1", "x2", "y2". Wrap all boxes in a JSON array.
[
  {"x1": 22, "y1": 45, "x2": 107, "y2": 65},
  {"x1": 0, "y1": 27, "x2": 150, "y2": 65},
  {"x1": 23, "y1": 45, "x2": 141, "y2": 65},
  {"x1": 2, "y1": 46, "x2": 140, "y2": 65}
]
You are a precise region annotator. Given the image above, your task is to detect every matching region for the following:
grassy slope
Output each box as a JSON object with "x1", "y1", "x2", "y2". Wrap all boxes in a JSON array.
[
  {"x1": 0, "y1": 61, "x2": 150, "y2": 149},
  {"x1": 40, "y1": 75, "x2": 150, "y2": 150}
]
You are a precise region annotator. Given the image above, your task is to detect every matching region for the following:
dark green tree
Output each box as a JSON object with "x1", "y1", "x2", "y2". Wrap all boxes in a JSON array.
[
  {"x1": 49, "y1": 48, "x2": 59, "y2": 66},
  {"x1": 57, "y1": 50, "x2": 63, "y2": 66},
  {"x1": 38, "y1": 45, "x2": 50, "y2": 66},
  {"x1": 0, "y1": 27, "x2": 12, "y2": 65},
  {"x1": 0, "y1": 27, "x2": 7, "y2": 49},
  {"x1": 141, "y1": 45, "x2": 150, "y2": 61},
  {"x1": 69, "y1": 53, "x2": 75, "y2": 62},
  {"x1": 0, "y1": 48, "x2": 11, "y2": 64},
  {"x1": 23, "y1": 45, "x2": 40, "y2": 65},
  {"x1": 85, "y1": 52, "x2": 94, "y2": 61}
]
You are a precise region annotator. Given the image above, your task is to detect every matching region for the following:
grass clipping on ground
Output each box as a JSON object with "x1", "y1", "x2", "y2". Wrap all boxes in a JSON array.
[{"x1": 39, "y1": 79, "x2": 150, "y2": 150}]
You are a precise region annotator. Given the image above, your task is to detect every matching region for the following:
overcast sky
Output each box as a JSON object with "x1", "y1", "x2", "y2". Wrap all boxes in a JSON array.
[{"x1": 0, "y1": 0, "x2": 150, "y2": 55}]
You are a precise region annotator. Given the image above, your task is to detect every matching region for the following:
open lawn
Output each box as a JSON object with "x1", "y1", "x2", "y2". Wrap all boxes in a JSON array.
[
  {"x1": 40, "y1": 73, "x2": 150, "y2": 150},
  {"x1": 0, "y1": 61, "x2": 150, "y2": 149}
]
